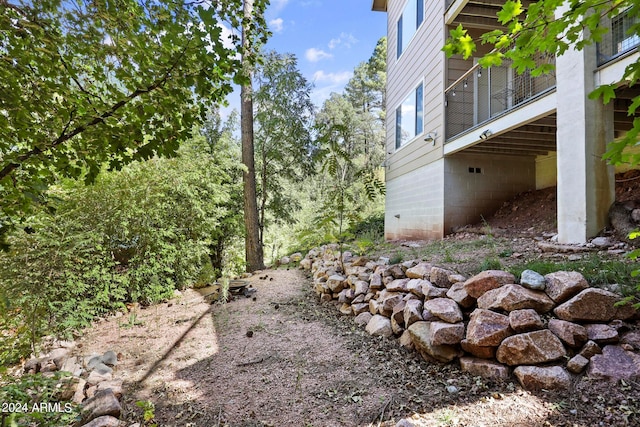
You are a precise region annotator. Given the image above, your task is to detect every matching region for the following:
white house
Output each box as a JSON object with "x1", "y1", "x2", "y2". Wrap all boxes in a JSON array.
[{"x1": 372, "y1": 0, "x2": 640, "y2": 243}]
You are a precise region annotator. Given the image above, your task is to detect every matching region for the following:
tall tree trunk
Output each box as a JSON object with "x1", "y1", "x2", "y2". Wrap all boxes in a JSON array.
[{"x1": 241, "y1": 0, "x2": 264, "y2": 272}]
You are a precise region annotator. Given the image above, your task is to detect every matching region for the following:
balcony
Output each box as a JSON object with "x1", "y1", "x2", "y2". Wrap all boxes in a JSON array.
[
  {"x1": 597, "y1": 7, "x2": 640, "y2": 66},
  {"x1": 445, "y1": 55, "x2": 556, "y2": 141}
]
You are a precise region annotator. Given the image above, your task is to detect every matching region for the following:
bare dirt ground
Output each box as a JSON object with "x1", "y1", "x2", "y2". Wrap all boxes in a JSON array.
[
  {"x1": 73, "y1": 177, "x2": 640, "y2": 426},
  {"x1": 75, "y1": 267, "x2": 640, "y2": 427}
]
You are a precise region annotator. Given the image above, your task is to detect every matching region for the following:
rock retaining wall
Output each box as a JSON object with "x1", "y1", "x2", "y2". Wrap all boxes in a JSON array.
[{"x1": 301, "y1": 245, "x2": 640, "y2": 390}]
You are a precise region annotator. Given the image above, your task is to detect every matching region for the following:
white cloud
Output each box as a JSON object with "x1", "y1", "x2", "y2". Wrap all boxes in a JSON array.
[
  {"x1": 271, "y1": 0, "x2": 290, "y2": 11},
  {"x1": 269, "y1": 18, "x2": 284, "y2": 33},
  {"x1": 328, "y1": 32, "x2": 358, "y2": 50},
  {"x1": 312, "y1": 70, "x2": 352, "y2": 85},
  {"x1": 305, "y1": 47, "x2": 333, "y2": 62}
]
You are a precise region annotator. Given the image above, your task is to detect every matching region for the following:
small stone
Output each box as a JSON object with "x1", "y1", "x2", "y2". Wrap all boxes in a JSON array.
[
  {"x1": 459, "y1": 357, "x2": 510, "y2": 380},
  {"x1": 354, "y1": 312, "x2": 373, "y2": 327},
  {"x1": 430, "y1": 267, "x2": 457, "y2": 288},
  {"x1": 567, "y1": 354, "x2": 589, "y2": 374},
  {"x1": 78, "y1": 415, "x2": 121, "y2": 427},
  {"x1": 79, "y1": 389, "x2": 122, "y2": 424},
  {"x1": 460, "y1": 339, "x2": 497, "y2": 359},
  {"x1": 519, "y1": 269, "x2": 546, "y2": 290},
  {"x1": 446, "y1": 385, "x2": 459, "y2": 394},
  {"x1": 579, "y1": 340, "x2": 602, "y2": 359},
  {"x1": 446, "y1": 282, "x2": 475, "y2": 308},
  {"x1": 365, "y1": 315, "x2": 393, "y2": 338}
]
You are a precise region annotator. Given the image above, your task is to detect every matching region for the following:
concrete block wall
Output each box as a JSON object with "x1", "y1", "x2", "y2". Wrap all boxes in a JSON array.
[
  {"x1": 443, "y1": 153, "x2": 536, "y2": 232},
  {"x1": 385, "y1": 159, "x2": 445, "y2": 240}
]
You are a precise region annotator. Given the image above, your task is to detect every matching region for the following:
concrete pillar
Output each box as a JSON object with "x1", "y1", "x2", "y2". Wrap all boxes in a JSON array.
[{"x1": 556, "y1": 19, "x2": 615, "y2": 244}]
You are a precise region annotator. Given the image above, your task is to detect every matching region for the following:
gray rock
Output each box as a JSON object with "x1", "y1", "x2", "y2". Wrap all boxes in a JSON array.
[
  {"x1": 365, "y1": 315, "x2": 393, "y2": 338},
  {"x1": 424, "y1": 298, "x2": 463, "y2": 323},
  {"x1": 86, "y1": 369, "x2": 113, "y2": 386},
  {"x1": 514, "y1": 366, "x2": 572, "y2": 391},
  {"x1": 544, "y1": 271, "x2": 589, "y2": 304},
  {"x1": 378, "y1": 292, "x2": 404, "y2": 317},
  {"x1": 588, "y1": 345, "x2": 640, "y2": 380},
  {"x1": 591, "y1": 236, "x2": 613, "y2": 248},
  {"x1": 520, "y1": 269, "x2": 546, "y2": 290},
  {"x1": 459, "y1": 357, "x2": 510, "y2": 380},
  {"x1": 466, "y1": 309, "x2": 512, "y2": 347},
  {"x1": 554, "y1": 288, "x2": 636, "y2": 322},
  {"x1": 80, "y1": 389, "x2": 122, "y2": 424},
  {"x1": 509, "y1": 309, "x2": 543, "y2": 333},
  {"x1": 477, "y1": 284, "x2": 555, "y2": 313},
  {"x1": 354, "y1": 280, "x2": 369, "y2": 296},
  {"x1": 352, "y1": 303, "x2": 369, "y2": 316},
  {"x1": 49, "y1": 348, "x2": 71, "y2": 370},
  {"x1": 496, "y1": 330, "x2": 566, "y2": 366},
  {"x1": 463, "y1": 270, "x2": 516, "y2": 298},
  {"x1": 548, "y1": 319, "x2": 588, "y2": 348}
]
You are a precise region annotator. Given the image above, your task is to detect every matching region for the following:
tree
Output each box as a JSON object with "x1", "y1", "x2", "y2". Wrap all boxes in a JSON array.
[
  {"x1": 254, "y1": 51, "x2": 316, "y2": 248},
  {"x1": 442, "y1": 0, "x2": 640, "y2": 165},
  {"x1": 240, "y1": 0, "x2": 266, "y2": 271},
  {"x1": 0, "y1": 0, "x2": 269, "y2": 247}
]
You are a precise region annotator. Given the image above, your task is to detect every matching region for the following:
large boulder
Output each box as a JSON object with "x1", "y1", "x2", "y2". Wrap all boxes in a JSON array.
[
  {"x1": 544, "y1": 271, "x2": 588, "y2": 304},
  {"x1": 477, "y1": 284, "x2": 555, "y2": 313},
  {"x1": 463, "y1": 270, "x2": 515, "y2": 298},
  {"x1": 548, "y1": 319, "x2": 588, "y2": 348},
  {"x1": 513, "y1": 366, "x2": 572, "y2": 391},
  {"x1": 466, "y1": 309, "x2": 512, "y2": 347},
  {"x1": 424, "y1": 298, "x2": 463, "y2": 323},
  {"x1": 408, "y1": 322, "x2": 460, "y2": 363},
  {"x1": 554, "y1": 288, "x2": 637, "y2": 322},
  {"x1": 588, "y1": 345, "x2": 640, "y2": 380},
  {"x1": 496, "y1": 330, "x2": 566, "y2": 366}
]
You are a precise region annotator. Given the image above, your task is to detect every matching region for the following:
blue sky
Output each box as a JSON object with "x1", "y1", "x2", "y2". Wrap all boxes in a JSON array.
[{"x1": 222, "y1": 0, "x2": 387, "y2": 115}]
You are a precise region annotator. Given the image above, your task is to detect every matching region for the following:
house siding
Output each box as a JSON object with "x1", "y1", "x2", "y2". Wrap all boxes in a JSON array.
[{"x1": 386, "y1": 0, "x2": 445, "y2": 181}]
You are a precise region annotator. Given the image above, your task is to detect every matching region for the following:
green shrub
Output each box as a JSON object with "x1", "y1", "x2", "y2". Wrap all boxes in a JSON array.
[{"x1": 0, "y1": 134, "x2": 244, "y2": 364}]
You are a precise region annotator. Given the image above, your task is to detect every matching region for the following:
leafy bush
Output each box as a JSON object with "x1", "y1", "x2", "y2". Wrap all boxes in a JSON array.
[
  {"x1": 348, "y1": 212, "x2": 385, "y2": 240},
  {"x1": 0, "y1": 130, "x2": 243, "y2": 365}
]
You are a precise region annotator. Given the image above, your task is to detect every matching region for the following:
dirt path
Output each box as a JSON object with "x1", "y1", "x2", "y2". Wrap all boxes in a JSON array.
[{"x1": 75, "y1": 269, "x2": 639, "y2": 427}]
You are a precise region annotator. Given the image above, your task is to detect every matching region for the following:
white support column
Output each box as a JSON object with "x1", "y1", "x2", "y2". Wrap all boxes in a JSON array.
[{"x1": 556, "y1": 16, "x2": 615, "y2": 243}]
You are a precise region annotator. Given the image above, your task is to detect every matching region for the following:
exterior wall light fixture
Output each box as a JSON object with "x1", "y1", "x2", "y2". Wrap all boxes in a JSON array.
[
  {"x1": 479, "y1": 129, "x2": 492, "y2": 140},
  {"x1": 424, "y1": 131, "x2": 438, "y2": 145}
]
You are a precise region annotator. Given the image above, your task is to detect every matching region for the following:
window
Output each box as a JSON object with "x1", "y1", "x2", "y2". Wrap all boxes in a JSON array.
[
  {"x1": 612, "y1": 9, "x2": 640, "y2": 55},
  {"x1": 397, "y1": 0, "x2": 424, "y2": 58},
  {"x1": 395, "y1": 83, "x2": 423, "y2": 149}
]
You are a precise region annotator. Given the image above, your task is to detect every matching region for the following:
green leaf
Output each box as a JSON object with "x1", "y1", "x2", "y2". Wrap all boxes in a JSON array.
[
  {"x1": 588, "y1": 85, "x2": 616, "y2": 104},
  {"x1": 497, "y1": 0, "x2": 524, "y2": 25}
]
